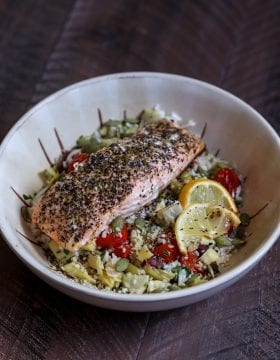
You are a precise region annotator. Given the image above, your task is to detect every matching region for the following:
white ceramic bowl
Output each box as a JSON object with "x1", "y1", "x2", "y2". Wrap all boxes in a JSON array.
[{"x1": 0, "y1": 72, "x2": 279, "y2": 312}]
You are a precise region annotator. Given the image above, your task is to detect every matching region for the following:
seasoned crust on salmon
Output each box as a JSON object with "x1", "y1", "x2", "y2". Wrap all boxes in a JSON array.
[{"x1": 31, "y1": 120, "x2": 205, "y2": 250}]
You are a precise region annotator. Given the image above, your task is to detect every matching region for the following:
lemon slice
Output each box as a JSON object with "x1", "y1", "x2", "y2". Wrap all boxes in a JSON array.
[
  {"x1": 179, "y1": 179, "x2": 238, "y2": 213},
  {"x1": 175, "y1": 203, "x2": 241, "y2": 254}
]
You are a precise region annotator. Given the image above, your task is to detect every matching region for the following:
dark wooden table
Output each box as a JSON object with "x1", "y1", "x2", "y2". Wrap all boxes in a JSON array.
[{"x1": 0, "y1": 1, "x2": 279, "y2": 359}]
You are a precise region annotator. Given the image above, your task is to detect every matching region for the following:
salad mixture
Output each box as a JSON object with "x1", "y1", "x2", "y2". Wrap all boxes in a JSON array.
[{"x1": 20, "y1": 107, "x2": 250, "y2": 294}]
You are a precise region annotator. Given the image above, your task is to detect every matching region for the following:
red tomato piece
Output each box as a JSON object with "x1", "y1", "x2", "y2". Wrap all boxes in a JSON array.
[
  {"x1": 212, "y1": 168, "x2": 241, "y2": 197},
  {"x1": 114, "y1": 244, "x2": 131, "y2": 258},
  {"x1": 67, "y1": 153, "x2": 90, "y2": 173},
  {"x1": 96, "y1": 226, "x2": 128, "y2": 249},
  {"x1": 180, "y1": 251, "x2": 203, "y2": 273},
  {"x1": 153, "y1": 243, "x2": 179, "y2": 263}
]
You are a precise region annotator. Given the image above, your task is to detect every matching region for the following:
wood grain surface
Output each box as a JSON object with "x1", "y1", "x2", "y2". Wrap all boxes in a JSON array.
[{"x1": 0, "y1": 1, "x2": 279, "y2": 359}]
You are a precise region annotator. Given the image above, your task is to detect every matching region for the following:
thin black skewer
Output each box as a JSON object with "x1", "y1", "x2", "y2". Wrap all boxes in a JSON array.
[
  {"x1": 10, "y1": 186, "x2": 31, "y2": 207},
  {"x1": 98, "y1": 108, "x2": 103, "y2": 127},
  {"x1": 200, "y1": 123, "x2": 207, "y2": 139},
  {"x1": 38, "y1": 138, "x2": 53, "y2": 166},
  {"x1": 54, "y1": 128, "x2": 64, "y2": 151},
  {"x1": 16, "y1": 230, "x2": 39, "y2": 246},
  {"x1": 250, "y1": 201, "x2": 271, "y2": 220},
  {"x1": 214, "y1": 148, "x2": 220, "y2": 157}
]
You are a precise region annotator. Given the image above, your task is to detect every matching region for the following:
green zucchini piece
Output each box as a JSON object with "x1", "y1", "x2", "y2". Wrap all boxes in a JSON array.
[
  {"x1": 99, "y1": 270, "x2": 117, "y2": 288},
  {"x1": 135, "y1": 245, "x2": 153, "y2": 262},
  {"x1": 76, "y1": 135, "x2": 101, "y2": 153},
  {"x1": 126, "y1": 263, "x2": 142, "y2": 275},
  {"x1": 62, "y1": 262, "x2": 96, "y2": 284},
  {"x1": 185, "y1": 274, "x2": 205, "y2": 286},
  {"x1": 88, "y1": 254, "x2": 104, "y2": 275},
  {"x1": 100, "y1": 138, "x2": 119, "y2": 147},
  {"x1": 81, "y1": 242, "x2": 96, "y2": 252},
  {"x1": 48, "y1": 240, "x2": 72, "y2": 261},
  {"x1": 144, "y1": 265, "x2": 175, "y2": 281},
  {"x1": 124, "y1": 124, "x2": 139, "y2": 136},
  {"x1": 147, "y1": 280, "x2": 169, "y2": 293},
  {"x1": 40, "y1": 166, "x2": 60, "y2": 187},
  {"x1": 200, "y1": 248, "x2": 220, "y2": 265},
  {"x1": 215, "y1": 236, "x2": 232, "y2": 247},
  {"x1": 122, "y1": 273, "x2": 149, "y2": 294}
]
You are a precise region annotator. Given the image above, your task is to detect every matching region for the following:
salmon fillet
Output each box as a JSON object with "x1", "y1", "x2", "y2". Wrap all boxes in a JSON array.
[{"x1": 31, "y1": 120, "x2": 204, "y2": 250}]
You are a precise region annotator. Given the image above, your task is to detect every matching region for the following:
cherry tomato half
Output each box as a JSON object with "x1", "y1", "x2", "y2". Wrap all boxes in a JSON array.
[
  {"x1": 153, "y1": 243, "x2": 180, "y2": 263},
  {"x1": 180, "y1": 251, "x2": 203, "y2": 273},
  {"x1": 67, "y1": 153, "x2": 90, "y2": 173},
  {"x1": 212, "y1": 167, "x2": 241, "y2": 197},
  {"x1": 113, "y1": 244, "x2": 131, "y2": 258},
  {"x1": 96, "y1": 226, "x2": 129, "y2": 249}
]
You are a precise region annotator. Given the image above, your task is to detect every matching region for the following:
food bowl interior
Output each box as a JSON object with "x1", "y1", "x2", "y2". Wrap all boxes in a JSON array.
[{"x1": 0, "y1": 73, "x2": 279, "y2": 308}]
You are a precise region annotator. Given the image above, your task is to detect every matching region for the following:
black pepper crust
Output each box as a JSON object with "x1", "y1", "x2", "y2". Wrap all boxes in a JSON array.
[{"x1": 31, "y1": 119, "x2": 204, "y2": 250}]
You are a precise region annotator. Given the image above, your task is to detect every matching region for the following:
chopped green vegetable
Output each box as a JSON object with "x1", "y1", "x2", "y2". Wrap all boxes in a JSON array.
[
  {"x1": 99, "y1": 126, "x2": 108, "y2": 137},
  {"x1": 126, "y1": 263, "x2": 142, "y2": 275},
  {"x1": 215, "y1": 236, "x2": 232, "y2": 247},
  {"x1": 144, "y1": 265, "x2": 175, "y2": 281},
  {"x1": 235, "y1": 197, "x2": 243, "y2": 207},
  {"x1": 172, "y1": 266, "x2": 191, "y2": 284},
  {"x1": 185, "y1": 274, "x2": 205, "y2": 286},
  {"x1": 21, "y1": 206, "x2": 31, "y2": 223},
  {"x1": 147, "y1": 280, "x2": 169, "y2": 293},
  {"x1": 180, "y1": 171, "x2": 192, "y2": 183},
  {"x1": 23, "y1": 193, "x2": 34, "y2": 200},
  {"x1": 240, "y1": 213, "x2": 251, "y2": 226},
  {"x1": 135, "y1": 245, "x2": 153, "y2": 262},
  {"x1": 40, "y1": 166, "x2": 60, "y2": 187},
  {"x1": 155, "y1": 202, "x2": 182, "y2": 227},
  {"x1": 99, "y1": 270, "x2": 118, "y2": 288},
  {"x1": 100, "y1": 250, "x2": 107, "y2": 261},
  {"x1": 134, "y1": 218, "x2": 148, "y2": 232},
  {"x1": 88, "y1": 254, "x2": 104, "y2": 275},
  {"x1": 111, "y1": 216, "x2": 125, "y2": 232},
  {"x1": 100, "y1": 138, "x2": 119, "y2": 147},
  {"x1": 62, "y1": 262, "x2": 96, "y2": 284},
  {"x1": 169, "y1": 179, "x2": 183, "y2": 195},
  {"x1": 231, "y1": 238, "x2": 246, "y2": 246},
  {"x1": 122, "y1": 273, "x2": 149, "y2": 294},
  {"x1": 235, "y1": 225, "x2": 247, "y2": 240},
  {"x1": 48, "y1": 240, "x2": 72, "y2": 261},
  {"x1": 76, "y1": 135, "x2": 101, "y2": 153},
  {"x1": 139, "y1": 108, "x2": 163, "y2": 126},
  {"x1": 158, "y1": 190, "x2": 170, "y2": 201},
  {"x1": 177, "y1": 267, "x2": 191, "y2": 286},
  {"x1": 200, "y1": 248, "x2": 220, "y2": 265},
  {"x1": 124, "y1": 124, "x2": 139, "y2": 136},
  {"x1": 116, "y1": 258, "x2": 129, "y2": 272},
  {"x1": 81, "y1": 242, "x2": 96, "y2": 252}
]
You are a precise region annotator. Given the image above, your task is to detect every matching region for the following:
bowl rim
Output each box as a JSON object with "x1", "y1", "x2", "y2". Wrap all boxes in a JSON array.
[{"x1": 0, "y1": 71, "x2": 280, "y2": 303}]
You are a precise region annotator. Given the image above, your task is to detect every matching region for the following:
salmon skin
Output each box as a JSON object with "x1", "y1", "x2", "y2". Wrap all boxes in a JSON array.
[{"x1": 31, "y1": 120, "x2": 204, "y2": 250}]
